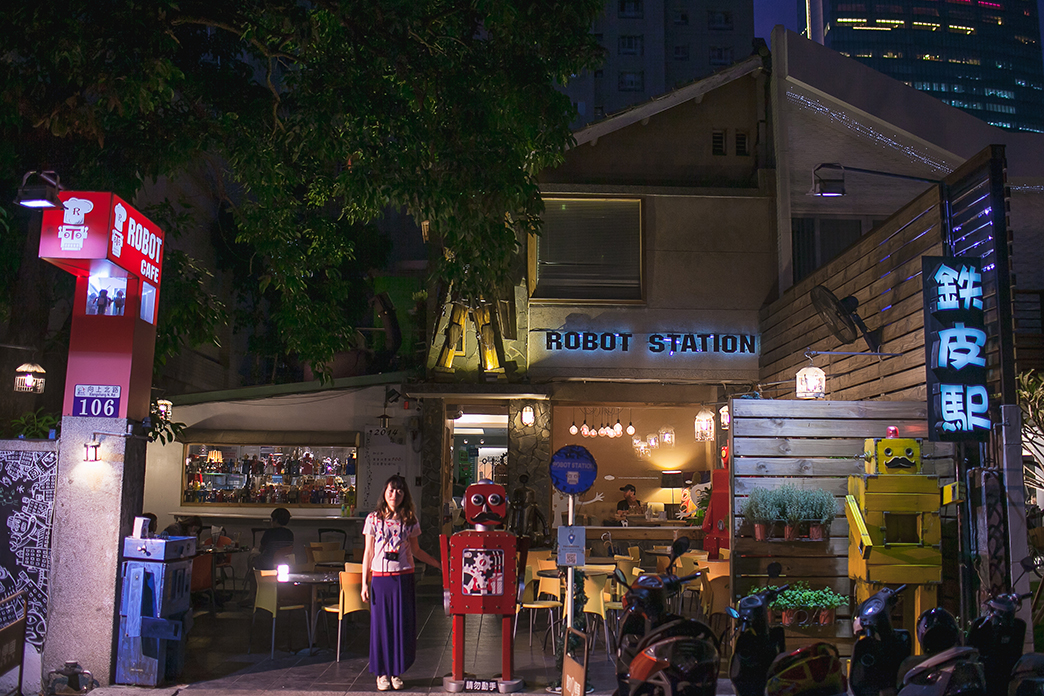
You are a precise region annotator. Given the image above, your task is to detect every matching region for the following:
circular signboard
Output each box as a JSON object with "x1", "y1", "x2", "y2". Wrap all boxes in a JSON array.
[{"x1": 549, "y1": 445, "x2": 597, "y2": 496}]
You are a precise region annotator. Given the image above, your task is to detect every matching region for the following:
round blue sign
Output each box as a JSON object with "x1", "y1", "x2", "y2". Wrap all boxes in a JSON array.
[{"x1": 549, "y1": 445, "x2": 598, "y2": 496}]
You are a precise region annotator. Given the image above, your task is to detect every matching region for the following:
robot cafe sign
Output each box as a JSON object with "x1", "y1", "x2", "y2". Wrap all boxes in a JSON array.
[{"x1": 922, "y1": 256, "x2": 990, "y2": 441}]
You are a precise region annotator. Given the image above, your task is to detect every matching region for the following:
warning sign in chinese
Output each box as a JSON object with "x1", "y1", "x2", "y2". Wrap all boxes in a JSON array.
[{"x1": 923, "y1": 256, "x2": 990, "y2": 441}]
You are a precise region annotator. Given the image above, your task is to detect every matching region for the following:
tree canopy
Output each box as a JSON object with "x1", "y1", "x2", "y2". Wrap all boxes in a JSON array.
[{"x1": 0, "y1": 0, "x2": 604, "y2": 393}]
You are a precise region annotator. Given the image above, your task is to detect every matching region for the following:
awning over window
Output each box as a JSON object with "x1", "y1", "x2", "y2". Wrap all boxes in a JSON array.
[{"x1": 177, "y1": 429, "x2": 360, "y2": 447}]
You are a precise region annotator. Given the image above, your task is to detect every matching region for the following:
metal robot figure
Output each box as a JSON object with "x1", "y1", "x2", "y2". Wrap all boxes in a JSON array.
[{"x1": 440, "y1": 480, "x2": 529, "y2": 693}]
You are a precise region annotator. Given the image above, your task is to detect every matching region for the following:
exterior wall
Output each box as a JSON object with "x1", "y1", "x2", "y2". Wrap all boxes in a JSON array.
[
  {"x1": 507, "y1": 399, "x2": 552, "y2": 533},
  {"x1": 562, "y1": 0, "x2": 755, "y2": 128}
]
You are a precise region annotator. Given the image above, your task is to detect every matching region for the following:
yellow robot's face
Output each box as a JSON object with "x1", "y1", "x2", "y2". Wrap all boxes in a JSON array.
[{"x1": 878, "y1": 438, "x2": 920, "y2": 471}]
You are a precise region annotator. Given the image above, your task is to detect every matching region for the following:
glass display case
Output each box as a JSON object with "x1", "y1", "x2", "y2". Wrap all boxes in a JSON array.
[{"x1": 182, "y1": 443, "x2": 357, "y2": 510}]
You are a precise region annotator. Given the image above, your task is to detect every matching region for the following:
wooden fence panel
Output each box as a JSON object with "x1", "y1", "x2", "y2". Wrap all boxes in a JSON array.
[{"x1": 728, "y1": 399, "x2": 954, "y2": 658}]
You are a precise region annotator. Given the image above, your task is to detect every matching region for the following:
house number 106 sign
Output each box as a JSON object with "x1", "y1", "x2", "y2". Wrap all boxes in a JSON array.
[{"x1": 72, "y1": 384, "x2": 122, "y2": 417}]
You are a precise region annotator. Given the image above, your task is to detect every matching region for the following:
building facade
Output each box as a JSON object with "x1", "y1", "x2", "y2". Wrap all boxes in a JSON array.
[
  {"x1": 562, "y1": 0, "x2": 755, "y2": 128},
  {"x1": 805, "y1": 0, "x2": 1044, "y2": 132}
]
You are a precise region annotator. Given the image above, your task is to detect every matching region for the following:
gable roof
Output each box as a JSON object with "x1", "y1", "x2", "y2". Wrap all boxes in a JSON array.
[{"x1": 571, "y1": 55, "x2": 766, "y2": 147}]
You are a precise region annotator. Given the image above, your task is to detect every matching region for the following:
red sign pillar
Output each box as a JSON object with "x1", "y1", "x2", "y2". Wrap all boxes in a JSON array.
[{"x1": 38, "y1": 191, "x2": 164, "y2": 421}]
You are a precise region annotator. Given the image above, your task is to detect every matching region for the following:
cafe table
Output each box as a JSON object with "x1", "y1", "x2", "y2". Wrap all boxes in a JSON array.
[{"x1": 278, "y1": 570, "x2": 341, "y2": 653}]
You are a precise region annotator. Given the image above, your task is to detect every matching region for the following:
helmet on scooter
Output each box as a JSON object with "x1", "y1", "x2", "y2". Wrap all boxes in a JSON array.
[
  {"x1": 765, "y1": 642, "x2": 847, "y2": 696},
  {"x1": 917, "y1": 608, "x2": 961, "y2": 655}
]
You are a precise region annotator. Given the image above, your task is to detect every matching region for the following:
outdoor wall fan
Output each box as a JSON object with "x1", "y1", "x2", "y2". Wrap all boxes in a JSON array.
[{"x1": 810, "y1": 285, "x2": 882, "y2": 354}]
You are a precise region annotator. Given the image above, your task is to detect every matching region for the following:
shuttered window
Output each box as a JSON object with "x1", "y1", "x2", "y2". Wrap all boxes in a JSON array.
[{"x1": 535, "y1": 198, "x2": 642, "y2": 301}]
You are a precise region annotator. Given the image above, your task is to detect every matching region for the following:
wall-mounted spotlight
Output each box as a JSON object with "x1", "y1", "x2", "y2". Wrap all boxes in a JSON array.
[{"x1": 15, "y1": 170, "x2": 64, "y2": 209}]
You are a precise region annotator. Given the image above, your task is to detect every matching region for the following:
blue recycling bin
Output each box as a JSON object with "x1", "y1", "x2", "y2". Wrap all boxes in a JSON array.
[{"x1": 115, "y1": 536, "x2": 194, "y2": 685}]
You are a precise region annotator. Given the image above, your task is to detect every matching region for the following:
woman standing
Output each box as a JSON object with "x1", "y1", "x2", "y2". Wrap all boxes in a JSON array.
[{"x1": 362, "y1": 474, "x2": 442, "y2": 691}]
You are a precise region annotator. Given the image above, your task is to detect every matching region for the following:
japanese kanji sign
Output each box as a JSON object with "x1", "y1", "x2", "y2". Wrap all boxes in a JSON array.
[{"x1": 923, "y1": 256, "x2": 990, "y2": 441}]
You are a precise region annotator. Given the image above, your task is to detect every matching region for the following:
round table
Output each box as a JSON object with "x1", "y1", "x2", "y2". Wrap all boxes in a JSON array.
[{"x1": 279, "y1": 571, "x2": 341, "y2": 653}]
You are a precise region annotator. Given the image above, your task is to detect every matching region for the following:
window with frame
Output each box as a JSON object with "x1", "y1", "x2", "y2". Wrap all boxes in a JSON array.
[
  {"x1": 619, "y1": 71, "x2": 645, "y2": 91},
  {"x1": 708, "y1": 10, "x2": 734, "y2": 30},
  {"x1": 712, "y1": 130, "x2": 727, "y2": 155},
  {"x1": 709, "y1": 46, "x2": 734, "y2": 66},
  {"x1": 735, "y1": 131, "x2": 750, "y2": 156},
  {"x1": 619, "y1": 35, "x2": 644, "y2": 55},
  {"x1": 674, "y1": 44, "x2": 690, "y2": 60},
  {"x1": 534, "y1": 198, "x2": 642, "y2": 301},
  {"x1": 674, "y1": 9, "x2": 690, "y2": 24},
  {"x1": 619, "y1": 0, "x2": 643, "y2": 18}
]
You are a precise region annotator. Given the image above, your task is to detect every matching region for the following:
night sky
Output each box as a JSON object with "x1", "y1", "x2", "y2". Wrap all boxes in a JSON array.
[{"x1": 753, "y1": 0, "x2": 1044, "y2": 64}]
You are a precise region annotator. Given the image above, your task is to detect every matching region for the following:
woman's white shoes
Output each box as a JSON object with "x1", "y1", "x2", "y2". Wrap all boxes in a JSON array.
[
  {"x1": 377, "y1": 676, "x2": 391, "y2": 691},
  {"x1": 391, "y1": 676, "x2": 404, "y2": 690}
]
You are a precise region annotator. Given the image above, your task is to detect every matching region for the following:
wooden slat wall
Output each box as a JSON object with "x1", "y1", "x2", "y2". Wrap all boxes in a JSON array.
[
  {"x1": 759, "y1": 186, "x2": 945, "y2": 401},
  {"x1": 729, "y1": 399, "x2": 955, "y2": 656}
]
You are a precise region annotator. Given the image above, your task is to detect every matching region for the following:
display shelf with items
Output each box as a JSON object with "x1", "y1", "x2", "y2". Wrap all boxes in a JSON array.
[{"x1": 182, "y1": 443, "x2": 357, "y2": 510}]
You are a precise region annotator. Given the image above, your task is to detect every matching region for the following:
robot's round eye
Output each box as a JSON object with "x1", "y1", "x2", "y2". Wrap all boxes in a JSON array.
[
  {"x1": 487, "y1": 494, "x2": 503, "y2": 506},
  {"x1": 884, "y1": 448, "x2": 893, "y2": 456},
  {"x1": 470, "y1": 494, "x2": 485, "y2": 506},
  {"x1": 905, "y1": 448, "x2": 914, "y2": 457}
]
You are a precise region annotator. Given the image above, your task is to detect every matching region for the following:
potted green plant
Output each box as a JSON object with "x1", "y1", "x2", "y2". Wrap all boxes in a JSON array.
[
  {"x1": 811, "y1": 587, "x2": 847, "y2": 625},
  {"x1": 775, "y1": 484, "x2": 805, "y2": 541},
  {"x1": 772, "y1": 583, "x2": 811, "y2": 626},
  {"x1": 805, "y1": 489, "x2": 838, "y2": 541},
  {"x1": 740, "y1": 488, "x2": 777, "y2": 541}
]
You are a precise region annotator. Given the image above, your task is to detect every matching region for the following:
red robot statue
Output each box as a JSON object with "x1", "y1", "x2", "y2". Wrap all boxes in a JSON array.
[{"x1": 441, "y1": 480, "x2": 529, "y2": 692}]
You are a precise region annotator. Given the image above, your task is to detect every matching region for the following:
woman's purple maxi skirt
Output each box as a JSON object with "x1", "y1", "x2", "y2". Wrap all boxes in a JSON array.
[{"x1": 369, "y1": 573, "x2": 417, "y2": 676}]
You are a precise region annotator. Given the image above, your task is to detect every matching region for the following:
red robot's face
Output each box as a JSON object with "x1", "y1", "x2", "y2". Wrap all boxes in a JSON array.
[{"x1": 463, "y1": 481, "x2": 507, "y2": 526}]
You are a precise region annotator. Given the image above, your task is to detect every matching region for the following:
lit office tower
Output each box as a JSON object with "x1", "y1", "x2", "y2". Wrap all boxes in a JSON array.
[
  {"x1": 806, "y1": 0, "x2": 1044, "y2": 132},
  {"x1": 563, "y1": 0, "x2": 755, "y2": 128}
]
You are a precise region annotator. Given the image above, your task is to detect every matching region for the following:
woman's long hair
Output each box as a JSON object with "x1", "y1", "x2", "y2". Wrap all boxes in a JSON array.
[{"x1": 374, "y1": 474, "x2": 417, "y2": 526}]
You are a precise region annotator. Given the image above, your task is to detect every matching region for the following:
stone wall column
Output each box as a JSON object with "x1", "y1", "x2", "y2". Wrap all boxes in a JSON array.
[
  {"x1": 43, "y1": 416, "x2": 145, "y2": 685},
  {"x1": 419, "y1": 398, "x2": 448, "y2": 561},
  {"x1": 507, "y1": 400, "x2": 552, "y2": 539}
]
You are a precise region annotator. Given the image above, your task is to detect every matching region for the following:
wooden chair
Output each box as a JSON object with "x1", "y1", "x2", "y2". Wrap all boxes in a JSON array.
[
  {"x1": 203, "y1": 535, "x2": 237, "y2": 592},
  {"x1": 250, "y1": 569, "x2": 309, "y2": 659},
  {"x1": 321, "y1": 567, "x2": 369, "y2": 661},
  {"x1": 318, "y1": 528, "x2": 348, "y2": 550},
  {"x1": 515, "y1": 560, "x2": 563, "y2": 652}
]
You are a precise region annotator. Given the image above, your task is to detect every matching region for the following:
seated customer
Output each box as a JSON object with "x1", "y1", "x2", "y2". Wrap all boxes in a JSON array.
[
  {"x1": 255, "y1": 507, "x2": 294, "y2": 570},
  {"x1": 162, "y1": 515, "x2": 202, "y2": 538}
]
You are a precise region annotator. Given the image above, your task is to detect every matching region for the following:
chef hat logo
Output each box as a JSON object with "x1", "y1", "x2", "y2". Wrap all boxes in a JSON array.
[{"x1": 63, "y1": 197, "x2": 94, "y2": 225}]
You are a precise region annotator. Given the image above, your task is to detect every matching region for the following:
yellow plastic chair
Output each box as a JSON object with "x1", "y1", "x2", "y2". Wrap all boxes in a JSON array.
[
  {"x1": 701, "y1": 575, "x2": 732, "y2": 635},
  {"x1": 250, "y1": 569, "x2": 309, "y2": 659},
  {"x1": 676, "y1": 556, "x2": 702, "y2": 614},
  {"x1": 516, "y1": 560, "x2": 563, "y2": 652},
  {"x1": 628, "y1": 546, "x2": 641, "y2": 562},
  {"x1": 321, "y1": 568, "x2": 369, "y2": 661},
  {"x1": 581, "y1": 572, "x2": 614, "y2": 660}
]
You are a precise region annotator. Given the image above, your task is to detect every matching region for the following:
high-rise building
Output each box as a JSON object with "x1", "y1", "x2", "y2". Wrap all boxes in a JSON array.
[
  {"x1": 563, "y1": 0, "x2": 754, "y2": 128},
  {"x1": 805, "y1": 0, "x2": 1044, "y2": 132}
]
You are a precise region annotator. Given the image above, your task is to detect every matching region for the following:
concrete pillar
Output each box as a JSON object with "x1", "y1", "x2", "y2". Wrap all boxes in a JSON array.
[
  {"x1": 419, "y1": 398, "x2": 448, "y2": 557},
  {"x1": 507, "y1": 400, "x2": 552, "y2": 534},
  {"x1": 43, "y1": 416, "x2": 146, "y2": 685}
]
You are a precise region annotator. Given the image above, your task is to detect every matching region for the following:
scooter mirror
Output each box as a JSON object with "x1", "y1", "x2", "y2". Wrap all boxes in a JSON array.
[
  {"x1": 671, "y1": 537, "x2": 691, "y2": 559},
  {"x1": 615, "y1": 568, "x2": 629, "y2": 587},
  {"x1": 727, "y1": 606, "x2": 740, "y2": 619}
]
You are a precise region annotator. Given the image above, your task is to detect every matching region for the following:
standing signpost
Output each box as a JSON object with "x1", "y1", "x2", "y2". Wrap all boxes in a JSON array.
[{"x1": 548, "y1": 445, "x2": 597, "y2": 671}]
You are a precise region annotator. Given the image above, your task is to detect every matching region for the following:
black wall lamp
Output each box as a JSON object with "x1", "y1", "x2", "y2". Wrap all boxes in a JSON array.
[
  {"x1": 808, "y1": 163, "x2": 942, "y2": 197},
  {"x1": 15, "y1": 171, "x2": 64, "y2": 209}
]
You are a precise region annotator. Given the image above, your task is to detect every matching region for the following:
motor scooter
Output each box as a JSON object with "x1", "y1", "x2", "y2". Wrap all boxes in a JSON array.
[
  {"x1": 613, "y1": 537, "x2": 721, "y2": 696},
  {"x1": 849, "y1": 584, "x2": 912, "y2": 696},
  {"x1": 896, "y1": 607, "x2": 986, "y2": 696},
  {"x1": 727, "y1": 583, "x2": 789, "y2": 696},
  {"x1": 966, "y1": 590, "x2": 1031, "y2": 696}
]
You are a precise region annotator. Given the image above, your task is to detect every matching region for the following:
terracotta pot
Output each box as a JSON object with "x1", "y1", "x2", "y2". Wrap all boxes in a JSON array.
[
  {"x1": 784, "y1": 524, "x2": 799, "y2": 541},
  {"x1": 781, "y1": 608, "x2": 798, "y2": 626},
  {"x1": 809, "y1": 523, "x2": 824, "y2": 541},
  {"x1": 754, "y1": 523, "x2": 769, "y2": 541},
  {"x1": 817, "y1": 607, "x2": 836, "y2": 625}
]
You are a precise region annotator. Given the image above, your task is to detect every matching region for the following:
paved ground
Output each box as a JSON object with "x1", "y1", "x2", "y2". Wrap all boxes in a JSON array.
[{"x1": 86, "y1": 576, "x2": 734, "y2": 696}]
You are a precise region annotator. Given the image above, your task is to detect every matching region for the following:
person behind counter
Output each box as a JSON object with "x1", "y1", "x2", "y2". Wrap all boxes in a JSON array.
[
  {"x1": 255, "y1": 507, "x2": 294, "y2": 570},
  {"x1": 615, "y1": 484, "x2": 644, "y2": 521},
  {"x1": 162, "y1": 515, "x2": 202, "y2": 538}
]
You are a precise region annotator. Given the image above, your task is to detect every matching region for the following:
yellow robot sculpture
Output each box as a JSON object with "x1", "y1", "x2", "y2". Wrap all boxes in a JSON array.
[{"x1": 846, "y1": 433, "x2": 941, "y2": 641}]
